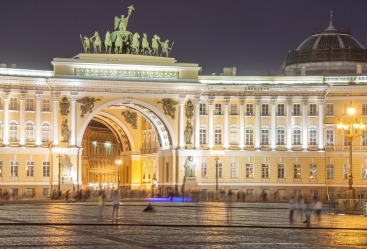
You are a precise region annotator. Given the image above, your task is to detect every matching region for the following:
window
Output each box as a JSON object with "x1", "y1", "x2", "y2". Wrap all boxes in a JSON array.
[
  {"x1": 25, "y1": 98, "x2": 34, "y2": 111},
  {"x1": 277, "y1": 127, "x2": 285, "y2": 145},
  {"x1": 43, "y1": 161, "x2": 50, "y2": 177},
  {"x1": 214, "y1": 103, "x2": 222, "y2": 115},
  {"x1": 246, "y1": 189, "x2": 254, "y2": 197},
  {"x1": 0, "y1": 161, "x2": 2, "y2": 177},
  {"x1": 43, "y1": 188, "x2": 49, "y2": 196},
  {"x1": 343, "y1": 164, "x2": 349, "y2": 179},
  {"x1": 326, "y1": 104, "x2": 334, "y2": 116},
  {"x1": 327, "y1": 164, "x2": 334, "y2": 179},
  {"x1": 218, "y1": 162, "x2": 223, "y2": 178},
  {"x1": 230, "y1": 162, "x2": 239, "y2": 178},
  {"x1": 9, "y1": 97, "x2": 18, "y2": 110},
  {"x1": 246, "y1": 104, "x2": 253, "y2": 116},
  {"x1": 9, "y1": 121, "x2": 18, "y2": 142},
  {"x1": 201, "y1": 163, "x2": 207, "y2": 178},
  {"x1": 261, "y1": 104, "x2": 269, "y2": 116},
  {"x1": 277, "y1": 104, "x2": 285, "y2": 116},
  {"x1": 245, "y1": 127, "x2": 254, "y2": 145},
  {"x1": 229, "y1": 126, "x2": 238, "y2": 145},
  {"x1": 214, "y1": 126, "x2": 222, "y2": 145},
  {"x1": 293, "y1": 128, "x2": 301, "y2": 145},
  {"x1": 200, "y1": 127, "x2": 207, "y2": 144},
  {"x1": 246, "y1": 163, "x2": 254, "y2": 178},
  {"x1": 261, "y1": 128, "x2": 269, "y2": 145},
  {"x1": 262, "y1": 163, "x2": 270, "y2": 178},
  {"x1": 25, "y1": 121, "x2": 34, "y2": 142},
  {"x1": 10, "y1": 160, "x2": 19, "y2": 177},
  {"x1": 42, "y1": 98, "x2": 51, "y2": 112},
  {"x1": 344, "y1": 137, "x2": 351, "y2": 146},
  {"x1": 278, "y1": 163, "x2": 285, "y2": 179},
  {"x1": 309, "y1": 128, "x2": 317, "y2": 145},
  {"x1": 309, "y1": 164, "x2": 317, "y2": 179},
  {"x1": 42, "y1": 123, "x2": 51, "y2": 143},
  {"x1": 199, "y1": 103, "x2": 206, "y2": 115},
  {"x1": 26, "y1": 161, "x2": 34, "y2": 177},
  {"x1": 293, "y1": 103, "x2": 301, "y2": 116},
  {"x1": 363, "y1": 104, "x2": 367, "y2": 115},
  {"x1": 362, "y1": 165, "x2": 367, "y2": 179},
  {"x1": 326, "y1": 130, "x2": 334, "y2": 145},
  {"x1": 309, "y1": 104, "x2": 317, "y2": 116},
  {"x1": 362, "y1": 131, "x2": 367, "y2": 146},
  {"x1": 230, "y1": 104, "x2": 238, "y2": 115},
  {"x1": 294, "y1": 164, "x2": 301, "y2": 179},
  {"x1": 25, "y1": 188, "x2": 34, "y2": 197}
]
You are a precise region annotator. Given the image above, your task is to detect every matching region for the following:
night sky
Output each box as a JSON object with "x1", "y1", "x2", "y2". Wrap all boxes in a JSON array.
[{"x1": 1, "y1": 0, "x2": 367, "y2": 76}]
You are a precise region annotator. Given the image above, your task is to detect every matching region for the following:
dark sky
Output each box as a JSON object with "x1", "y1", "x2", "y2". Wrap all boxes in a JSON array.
[{"x1": 1, "y1": 0, "x2": 367, "y2": 76}]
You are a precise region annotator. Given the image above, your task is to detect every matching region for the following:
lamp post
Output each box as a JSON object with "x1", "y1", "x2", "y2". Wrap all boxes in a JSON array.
[
  {"x1": 115, "y1": 159, "x2": 122, "y2": 188},
  {"x1": 53, "y1": 147, "x2": 66, "y2": 194},
  {"x1": 336, "y1": 105, "x2": 365, "y2": 198},
  {"x1": 211, "y1": 150, "x2": 224, "y2": 191}
]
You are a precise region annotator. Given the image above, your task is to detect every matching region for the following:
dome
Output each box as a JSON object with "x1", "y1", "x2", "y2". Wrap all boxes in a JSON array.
[{"x1": 282, "y1": 15, "x2": 367, "y2": 76}]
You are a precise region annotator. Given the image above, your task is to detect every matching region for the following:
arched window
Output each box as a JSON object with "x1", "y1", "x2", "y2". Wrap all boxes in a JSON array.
[
  {"x1": 293, "y1": 127, "x2": 301, "y2": 145},
  {"x1": 42, "y1": 122, "x2": 51, "y2": 143},
  {"x1": 229, "y1": 125, "x2": 238, "y2": 145},
  {"x1": 9, "y1": 121, "x2": 19, "y2": 142},
  {"x1": 245, "y1": 126, "x2": 254, "y2": 145},
  {"x1": 25, "y1": 121, "x2": 34, "y2": 142},
  {"x1": 261, "y1": 126, "x2": 269, "y2": 145},
  {"x1": 200, "y1": 126, "x2": 207, "y2": 145},
  {"x1": 214, "y1": 126, "x2": 222, "y2": 145},
  {"x1": 277, "y1": 126, "x2": 285, "y2": 145}
]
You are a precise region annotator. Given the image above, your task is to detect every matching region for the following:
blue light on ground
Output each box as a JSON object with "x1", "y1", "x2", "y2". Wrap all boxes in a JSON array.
[{"x1": 147, "y1": 197, "x2": 192, "y2": 202}]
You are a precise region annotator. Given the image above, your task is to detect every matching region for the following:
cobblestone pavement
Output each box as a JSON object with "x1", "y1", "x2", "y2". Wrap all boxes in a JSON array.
[{"x1": 1, "y1": 201, "x2": 367, "y2": 248}]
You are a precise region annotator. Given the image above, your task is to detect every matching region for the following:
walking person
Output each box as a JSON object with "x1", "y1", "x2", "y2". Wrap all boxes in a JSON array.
[
  {"x1": 297, "y1": 196, "x2": 305, "y2": 222},
  {"x1": 98, "y1": 190, "x2": 106, "y2": 220},
  {"x1": 314, "y1": 198, "x2": 323, "y2": 224},
  {"x1": 303, "y1": 201, "x2": 312, "y2": 227},
  {"x1": 288, "y1": 196, "x2": 296, "y2": 224},
  {"x1": 112, "y1": 189, "x2": 120, "y2": 222}
]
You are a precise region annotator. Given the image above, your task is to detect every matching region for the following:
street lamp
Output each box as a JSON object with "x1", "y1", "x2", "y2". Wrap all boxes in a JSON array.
[
  {"x1": 336, "y1": 105, "x2": 365, "y2": 198},
  {"x1": 53, "y1": 147, "x2": 66, "y2": 194},
  {"x1": 115, "y1": 159, "x2": 122, "y2": 187},
  {"x1": 211, "y1": 150, "x2": 224, "y2": 191}
]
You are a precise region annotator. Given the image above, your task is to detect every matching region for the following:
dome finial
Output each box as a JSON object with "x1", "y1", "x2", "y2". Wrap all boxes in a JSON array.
[{"x1": 329, "y1": 10, "x2": 333, "y2": 26}]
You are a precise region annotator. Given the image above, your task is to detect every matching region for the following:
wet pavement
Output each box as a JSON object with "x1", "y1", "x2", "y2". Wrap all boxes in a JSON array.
[{"x1": 1, "y1": 201, "x2": 367, "y2": 248}]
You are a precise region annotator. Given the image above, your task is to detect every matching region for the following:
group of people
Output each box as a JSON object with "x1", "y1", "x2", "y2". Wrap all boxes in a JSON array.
[
  {"x1": 98, "y1": 189, "x2": 121, "y2": 222},
  {"x1": 289, "y1": 196, "x2": 323, "y2": 227}
]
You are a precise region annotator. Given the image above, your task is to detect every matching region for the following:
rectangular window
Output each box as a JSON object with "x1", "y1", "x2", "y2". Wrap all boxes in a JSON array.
[
  {"x1": 9, "y1": 97, "x2": 18, "y2": 110},
  {"x1": 42, "y1": 98, "x2": 51, "y2": 112},
  {"x1": 309, "y1": 164, "x2": 317, "y2": 179},
  {"x1": 362, "y1": 104, "x2": 367, "y2": 115},
  {"x1": 43, "y1": 161, "x2": 50, "y2": 177},
  {"x1": 246, "y1": 104, "x2": 253, "y2": 116},
  {"x1": 278, "y1": 163, "x2": 285, "y2": 179},
  {"x1": 214, "y1": 103, "x2": 222, "y2": 115},
  {"x1": 277, "y1": 128, "x2": 285, "y2": 145},
  {"x1": 230, "y1": 129, "x2": 238, "y2": 145},
  {"x1": 362, "y1": 165, "x2": 367, "y2": 180},
  {"x1": 309, "y1": 104, "x2": 317, "y2": 116},
  {"x1": 344, "y1": 136, "x2": 351, "y2": 146},
  {"x1": 362, "y1": 131, "x2": 367, "y2": 146},
  {"x1": 230, "y1": 163, "x2": 239, "y2": 178},
  {"x1": 246, "y1": 189, "x2": 254, "y2": 197},
  {"x1": 277, "y1": 104, "x2": 285, "y2": 116},
  {"x1": 43, "y1": 188, "x2": 50, "y2": 196},
  {"x1": 293, "y1": 129, "x2": 301, "y2": 145},
  {"x1": 262, "y1": 163, "x2": 270, "y2": 178},
  {"x1": 261, "y1": 104, "x2": 269, "y2": 116},
  {"x1": 245, "y1": 129, "x2": 254, "y2": 145},
  {"x1": 25, "y1": 98, "x2": 34, "y2": 111},
  {"x1": 294, "y1": 164, "x2": 301, "y2": 179},
  {"x1": 218, "y1": 162, "x2": 223, "y2": 178},
  {"x1": 199, "y1": 103, "x2": 206, "y2": 115},
  {"x1": 246, "y1": 163, "x2": 254, "y2": 178},
  {"x1": 0, "y1": 161, "x2": 2, "y2": 177},
  {"x1": 327, "y1": 164, "x2": 334, "y2": 179},
  {"x1": 214, "y1": 128, "x2": 222, "y2": 145},
  {"x1": 326, "y1": 130, "x2": 334, "y2": 145},
  {"x1": 230, "y1": 104, "x2": 238, "y2": 115},
  {"x1": 293, "y1": 104, "x2": 301, "y2": 116},
  {"x1": 309, "y1": 129, "x2": 317, "y2": 145},
  {"x1": 261, "y1": 129, "x2": 269, "y2": 145},
  {"x1": 200, "y1": 128, "x2": 207, "y2": 145},
  {"x1": 326, "y1": 103, "x2": 334, "y2": 116},
  {"x1": 201, "y1": 163, "x2": 207, "y2": 178},
  {"x1": 343, "y1": 164, "x2": 349, "y2": 179},
  {"x1": 26, "y1": 161, "x2": 34, "y2": 177},
  {"x1": 10, "y1": 160, "x2": 19, "y2": 177}
]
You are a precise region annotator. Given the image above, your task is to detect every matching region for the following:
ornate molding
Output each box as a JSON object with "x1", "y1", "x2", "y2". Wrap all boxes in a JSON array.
[{"x1": 121, "y1": 110, "x2": 137, "y2": 129}]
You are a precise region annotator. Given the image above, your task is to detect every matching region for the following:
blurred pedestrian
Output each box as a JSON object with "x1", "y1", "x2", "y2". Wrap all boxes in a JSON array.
[
  {"x1": 112, "y1": 189, "x2": 120, "y2": 221},
  {"x1": 297, "y1": 196, "x2": 305, "y2": 222},
  {"x1": 288, "y1": 196, "x2": 296, "y2": 224},
  {"x1": 143, "y1": 203, "x2": 155, "y2": 212},
  {"x1": 303, "y1": 201, "x2": 312, "y2": 227},
  {"x1": 314, "y1": 198, "x2": 323, "y2": 224},
  {"x1": 98, "y1": 190, "x2": 106, "y2": 220}
]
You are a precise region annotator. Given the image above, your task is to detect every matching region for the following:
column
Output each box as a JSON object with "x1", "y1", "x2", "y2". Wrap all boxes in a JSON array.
[
  {"x1": 52, "y1": 92, "x2": 61, "y2": 146},
  {"x1": 35, "y1": 93, "x2": 42, "y2": 146},
  {"x1": 208, "y1": 97, "x2": 214, "y2": 149},
  {"x1": 70, "y1": 93, "x2": 78, "y2": 147},
  {"x1": 255, "y1": 98, "x2": 261, "y2": 149},
  {"x1": 2, "y1": 91, "x2": 10, "y2": 146},
  {"x1": 194, "y1": 96, "x2": 200, "y2": 149},
  {"x1": 19, "y1": 92, "x2": 26, "y2": 146},
  {"x1": 286, "y1": 97, "x2": 292, "y2": 150},
  {"x1": 318, "y1": 98, "x2": 325, "y2": 149},
  {"x1": 223, "y1": 97, "x2": 230, "y2": 149},
  {"x1": 271, "y1": 98, "x2": 277, "y2": 150},
  {"x1": 302, "y1": 98, "x2": 308, "y2": 150},
  {"x1": 178, "y1": 96, "x2": 185, "y2": 149},
  {"x1": 239, "y1": 97, "x2": 245, "y2": 150}
]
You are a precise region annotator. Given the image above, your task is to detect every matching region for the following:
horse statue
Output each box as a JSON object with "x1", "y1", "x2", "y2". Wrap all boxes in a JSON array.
[
  {"x1": 130, "y1": 32, "x2": 140, "y2": 54},
  {"x1": 104, "y1": 31, "x2": 112, "y2": 54},
  {"x1": 114, "y1": 34, "x2": 123, "y2": 54},
  {"x1": 151, "y1": 34, "x2": 161, "y2": 56},
  {"x1": 92, "y1": 31, "x2": 102, "y2": 53},
  {"x1": 141, "y1": 33, "x2": 151, "y2": 55}
]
